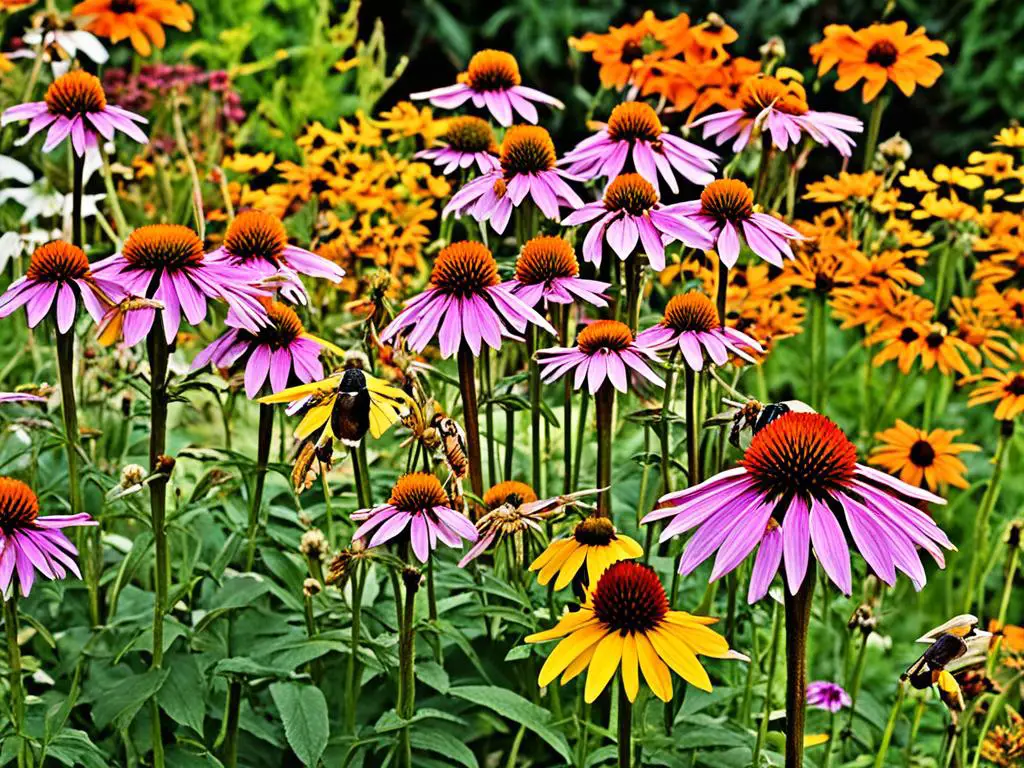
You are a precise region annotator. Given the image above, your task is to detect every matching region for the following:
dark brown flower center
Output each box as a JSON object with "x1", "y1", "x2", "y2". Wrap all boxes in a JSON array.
[
  {"x1": 607, "y1": 102, "x2": 663, "y2": 143},
  {"x1": 577, "y1": 320, "x2": 633, "y2": 355},
  {"x1": 27, "y1": 241, "x2": 90, "y2": 282},
  {"x1": 515, "y1": 236, "x2": 579, "y2": 284},
  {"x1": 45, "y1": 70, "x2": 106, "y2": 116},
  {"x1": 603, "y1": 173, "x2": 658, "y2": 215},
  {"x1": 500, "y1": 126, "x2": 557, "y2": 176},
  {"x1": 122, "y1": 225, "x2": 205, "y2": 272},
  {"x1": 389, "y1": 472, "x2": 449, "y2": 512},
  {"x1": 592, "y1": 561, "x2": 668, "y2": 634},
  {"x1": 866, "y1": 40, "x2": 899, "y2": 68},
  {"x1": 700, "y1": 179, "x2": 754, "y2": 221},
  {"x1": 909, "y1": 439, "x2": 936, "y2": 467},
  {"x1": 663, "y1": 291, "x2": 720, "y2": 333},
  {"x1": 0, "y1": 477, "x2": 39, "y2": 534},
  {"x1": 899, "y1": 326, "x2": 920, "y2": 344},
  {"x1": 223, "y1": 210, "x2": 288, "y2": 265},
  {"x1": 443, "y1": 116, "x2": 498, "y2": 154},
  {"x1": 241, "y1": 300, "x2": 304, "y2": 349},
  {"x1": 573, "y1": 515, "x2": 616, "y2": 545},
  {"x1": 430, "y1": 241, "x2": 500, "y2": 297},
  {"x1": 1007, "y1": 375, "x2": 1024, "y2": 396},
  {"x1": 742, "y1": 412, "x2": 858, "y2": 501},
  {"x1": 465, "y1": 50, "x2": 521, "y2": 91}
]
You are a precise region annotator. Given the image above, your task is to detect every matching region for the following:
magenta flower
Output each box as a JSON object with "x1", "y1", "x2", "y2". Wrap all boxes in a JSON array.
[
  {"x1": 91, "y1": 224, "x2": 269, "y2": 345},
  {"x1": 668, "y1": 179, "x2": 803, "y2": 268},
  {"x1": 381, "y1": 241, "x2": 554, "y2": 359},
  {"x1": 415, "y1": 115, "x2": 501, "y2": 175},
  {"x1": 2, "y1": 70, "x2": 147, "y2": 156},
  {"x1": 636, "y1": 291, "x2": 762, "y2": 370},
  {"x1": 0, "y1": 477, "x2": 96, "y2": 598},
  {"x1": 205, "y1": 211, "x2": 344, "y2": 305},
  {"x1": 807, "y1": 681, "x2": 852, "y2": 713},
  {"x1": 643, "y1": 412, "x2": 952, "y2": 603},
  {"x1": 689, "y1": 74, "x2": 862, "y2": 157},
  {"x1": 443, "y1": 126, "x2": 583, "y2": 234},
  {"x1": 504, "y1": 235, "x2": 609, "y2": 310},
  {"x1": 351, "y1": 472, "x2": 477, "y2": 563},
  {"x1": 191, "y1": 300, "x2": 342, "y2": 398},
  {"x1": 411, "y1": 49, "x2": 563, "y2": 127},
  {"x1": 562, "y1": 173, "x2": 713, "y2": 271},
  {"x1": 0, "y1": 241, "x2": 112, "y2": 333},
  {"x1": 561, "y1": 101, "x2": 718, "y2": 193},
  {"x1": 536, "y1": 319, "x2": 664, "y2": 394}
]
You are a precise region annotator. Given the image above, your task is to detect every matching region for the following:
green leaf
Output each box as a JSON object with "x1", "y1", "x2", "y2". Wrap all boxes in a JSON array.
[
  {"x1": 415, "y1": 661, "x2": 449, "y2": 694},
  {"x1": 409, "y1": 729, "x2": 478, "y2": 768},
  {"x1": 92, "y1": 669, "x2": 169, "y2": 731},
  {"x1": 195, "y1": 574, "x2": 270, "y2": 633},
  {"x1": 503, "y1": 645, "x2": 533, "y2": 662},
  {"x1": 269, "y1": 682, "x2": 329, "y2": 767},
  {"x1": 44, "y1": 729, "x2": 107, "y2": 768},
  {"x1": 448, "y1": 686, "x2": 571, "y2": 763},
  {"x1": 158, "y1": 653, "x2": 207, "y2": 734}
]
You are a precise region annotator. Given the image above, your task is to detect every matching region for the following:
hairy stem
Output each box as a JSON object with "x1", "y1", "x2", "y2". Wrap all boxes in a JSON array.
[{"x1": 244, "y1": 403, "x2": 274, "y2": 571}]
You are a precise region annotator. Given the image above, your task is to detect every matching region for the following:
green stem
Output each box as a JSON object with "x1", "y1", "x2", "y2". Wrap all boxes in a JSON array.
[
  {"x1": 527, "y1": 327, "x2": 542, "y2": 495},
  {"x1": 481, "y1": 346, "x2": 498, "y2": 488},
  {"x1": 572, "y1": 392, "x2": 589, "y2": 491},
  {"x1": 660, "y1": 352, "x2": 678, "y2": 496},
  {"x1": 4, "y1": 596, "x2": 25, "y2": 750},
  {"x1": 841, "y1": 630, "x2": 869, "y2": 754},
  {"x1": 716, "y1": 260, "x2": 729, "y2": 330},
  {"x1": 861, "y1": 96, "x2": 886, "y2": 173},
  {"x1": 562, "y1": 306, "x2": 573, "y2": 495},
  {"x1": 397, "y1": 569, "x2": 420, "y2": 768},
  {"x1": 344, "y1": 560, "x2": 366, "y2": 733},
  {"x1": 784, "y1": 561, "x2": 816, "y2": 768},
  {"x1": 99, "y1": 150, "x2": 129, "y2": 241},
  {"x1": 753, "y1": 601, "x2": 783, "y2": 766},
  {"x1": 146, "y1": 331, "x2": 170, "y2": 768},
  {"x1": 457, "y1": 345, "x2": 484, "y2": 510},
  {"x1": 752, "y1": 136, "x2": 773, "y2": 204},
  {"x1": 71, "y1": 152, "x2": 84, "y2": 248},
  {"x1": 986, "y1": 531, "x2": 1020, "y2": 675},
  {"x1": 872, "y1": 680, "x2": 907, "y2": 768},
  {"x1": 684, "y1": 368, "x2": 701, "y2": 486},
  {"x1": 618, "y1": 682, "x2": 632, "y2": 768},
  {"x1": 595, "y1": 384, "x2": 615, "y2": 517},
  {"x1": 964, "y1": 422, "x2": 1012, "y2": 613},
  {"x1": 221, "y1": 680, "x2": 241, "y2": 768},
  {"x1": 244, "y1": 404, "x2": 273, "y2": 571},
  {"x1": 320, "y1": 468, "x2": 334, "y2": 545}
]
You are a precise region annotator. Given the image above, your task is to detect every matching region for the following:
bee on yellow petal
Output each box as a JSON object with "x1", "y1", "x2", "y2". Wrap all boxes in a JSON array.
[{"x1": 525, "y1": 561, "x2": 746, "y2": 703}]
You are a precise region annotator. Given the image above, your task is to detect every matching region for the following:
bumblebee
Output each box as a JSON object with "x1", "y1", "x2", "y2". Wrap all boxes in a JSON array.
[
  {"x1": 259, "y1": 368, "x2": 412, "y2": 448},
  {"x1": 708, "y1": 398, "x2": 816, "y2": 450},
  {"x1": 903, "y1": 615, "x2": 992, "y2": 712}
]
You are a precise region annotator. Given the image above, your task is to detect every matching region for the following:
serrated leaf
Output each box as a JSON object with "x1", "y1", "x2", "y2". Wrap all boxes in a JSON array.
[{"x1": 269, "y1": 682, "x2": 329, "y2": 767}]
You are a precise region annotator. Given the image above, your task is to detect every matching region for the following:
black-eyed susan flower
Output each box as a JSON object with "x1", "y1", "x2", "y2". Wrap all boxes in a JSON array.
[
  {"x1": 528, "y1": 515, "x2": 642, "y2": 591},
  {"x1": 967, "y1": 367, "x2": 1024, "y2": 420},
  {"x1": 71, "y1": 0, "x2": 194, "y2": 57},
  {"x1": 526, "y1": 560, "x2": 743, "y2": 701},
  {"x1": 870, "y1": 420, "x2": 979, "y2": 490},
  {"x1": 258, "y1": 367, "x2": 411, "y2": 447}
]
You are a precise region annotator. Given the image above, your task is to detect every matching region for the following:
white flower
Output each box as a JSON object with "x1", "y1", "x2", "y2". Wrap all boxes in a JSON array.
[
  {"x1": 0, "y1": 154, "x2": 34, "y2": 184},
  {"x1": 0, "y1": 148, "x2": 104, "y2": 227},
  {"x1": 21, "y1": 27, "x2": 109, "y2": 68}
]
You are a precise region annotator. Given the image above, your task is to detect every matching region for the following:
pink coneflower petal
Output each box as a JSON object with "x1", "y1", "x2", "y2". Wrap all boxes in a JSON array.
[{"x1": 748, "y1": 522, "x2": 783, "y2": 603}]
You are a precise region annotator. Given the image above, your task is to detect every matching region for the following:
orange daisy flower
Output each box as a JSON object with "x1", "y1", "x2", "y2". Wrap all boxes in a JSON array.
[
  {"x1": 968, "y1": 367, "x2": 1024, "y2": 421},
  {"x1": 71, "y1": 0, "x2": 194, "y2": 57},
  {"x1": 870, "y1": 420, "x2": 979, "y2": 489},
  {"x1": 810, "y1": 21, "x2": 949, "y2": 103}
]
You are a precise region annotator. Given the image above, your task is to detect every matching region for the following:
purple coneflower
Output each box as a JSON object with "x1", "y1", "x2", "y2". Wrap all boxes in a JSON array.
[
  {"x1": 0, "y1": 241, "x2": 112, "y2": 332},
  {"x1": 415, "y1": 116, "x2": 500, "y2": 175},
  {"x1": 561, "y1": 101, "x2": 718, "y2": 193},
  {"x1": 504, "y1": 235, "x2": 609, "y2": 310},
  {"x1": 205, "y1": 210, "x2": 344, "y2": 305},
  {"x1": 0, "y1": 477, "x2": 95, "y2": 597},
  {"x1": 1, "y1": 70, "x2": 146, "y2": 156},
  {"x1": 381, "y1": 241, "x2": 554, "y2": 358},
  {"x1": 689, "y1": 74, "x2": 862, "y2": 157},
  {"x1": 0, "y1": 393, "x2": 45, "y2": 405},
  {"x1": 668, "y1": 179, "x2": 802, "y2": 268},
  {"x1": 351, "y1": 472, "x2": 477, "y2": 563},
  {"x1": 807, "y1": 681, "x2": 852, "y2": 712},
  {"x1": 562, "y1": 173, "x2": 713, "y2": 271},
  {"x1": 411, "y1": 49, "x2": 563, "y2": 127},
  {"x1": 443, "y1": 126, "x2": 583, "y2": 234},
  {"x1": 643, "y1": 411, "x2": 953, "y2": 602},
  {"x1": 191, "y1": 300, "x2": 342, "y2": 398},
  {"x1": 91, "y1": 224, "x2": 269, "y2": 344},
  {"x1": 636, "y1": 291, "x2": 762, "y2": 369},
  {"x1": 536, "y1": 319, "x2": 663, "y2": 394}
]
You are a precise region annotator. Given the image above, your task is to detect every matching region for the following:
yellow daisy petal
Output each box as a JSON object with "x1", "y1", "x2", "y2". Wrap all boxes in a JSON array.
[
  {"x1": 553, "y1": 543, "x2": 589, "y2": 591},
  {"x1": 561, "y1": 643, "x2": 598, "y2": 684},
  {"x1": 526, "y1": 611, "x2": 599, "y2": 644},
  {"x1": 294, "y1": 401, "x2": 333, "y2": 440},
  {"x1": 621, "y1": 633, "x2": 640, "y2": 702},
  {"x1": 529, "y1": 537, "x2": 571, "y2": 573},
  {"x1": 648, "y1": 627, "x2": 712, "y2": 692},
  {"x1": 584, "y1": 631, "x2": 625, "y2": 703},
  {"x1": 634, "y1": 631, "x2": 673, "y2": 702},
  {"x1": 537, "y1": 625, "x2": 609, "y2": 688},
  {"x1": 614, "y1": 535, "x2": 644, "y2": 559}
]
